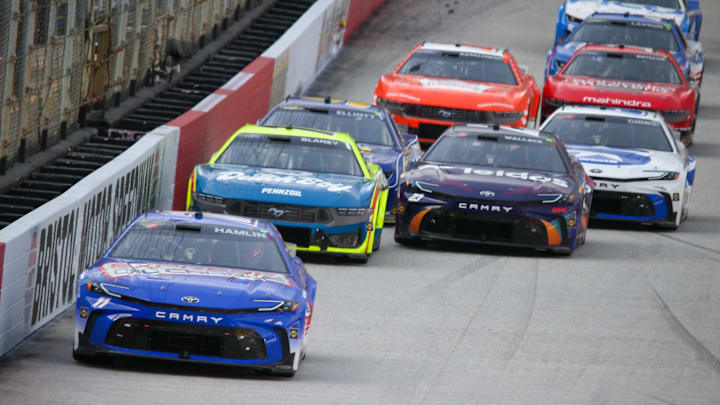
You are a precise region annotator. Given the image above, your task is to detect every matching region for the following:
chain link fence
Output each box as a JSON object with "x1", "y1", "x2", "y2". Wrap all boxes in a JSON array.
[{"x1": 0, "y1": 0, "x2": 251, "y2": 174}]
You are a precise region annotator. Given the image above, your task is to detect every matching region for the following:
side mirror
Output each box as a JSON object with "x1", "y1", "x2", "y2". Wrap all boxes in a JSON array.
[
  {"x1": 284, "y1": 242, "x2": 297, "y2": 258},
  {"x1": 401, "y1": 133, "x2": 418, "y2": 146}
]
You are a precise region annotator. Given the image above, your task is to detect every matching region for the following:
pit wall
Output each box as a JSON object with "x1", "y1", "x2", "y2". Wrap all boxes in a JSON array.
[{"x1": 0, "y1": 0, "x2": 387, "y2": 357}]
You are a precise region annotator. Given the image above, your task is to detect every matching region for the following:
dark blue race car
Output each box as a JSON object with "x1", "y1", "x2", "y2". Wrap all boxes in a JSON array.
[
  {"x1": 395, "y1": 125, "x2": 594, "y2": 255},
  {"x1": 260, "y1": 97, "x2": 422, "y2": 220},
  {"x1": 555, "y1": 0, "x2": 702, "y2": 44},
  {"x1": 546, "y1": 13, "x2": 704, "y2": 84},
  {"x1": 74, "y1": 211, "x2": 316, "y2": 377}
]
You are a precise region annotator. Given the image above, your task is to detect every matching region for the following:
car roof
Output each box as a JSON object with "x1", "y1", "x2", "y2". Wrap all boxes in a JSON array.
[
  {"x1": 138, "y1": 210, "x2": 275, "y2": 231},
  {"x1": 237, "y1": 123, "x2": 356, "y2": 145},
  {"x1": 419, "y1": 42, "x2": 507, "y2": 58},
  {"x1": 551, "y1": 105, "x2": 662, "y2": 120},
  {"x1": 450, "y1": 124, "x2": 544, "y2": 138},
  {"x1": 579, "y1": 43, "x2": 673, "y2": 58},
  {"x1": 586, "y1": 12, "x2": 676, "y2": 26},
  {"x1": 277, "y1": 96, "x2": 383, "y2": 113}
]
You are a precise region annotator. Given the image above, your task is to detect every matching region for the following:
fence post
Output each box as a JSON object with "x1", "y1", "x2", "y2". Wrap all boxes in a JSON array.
[{"x1": 60, "y1": 0, "x2": 77, "y2": 130}]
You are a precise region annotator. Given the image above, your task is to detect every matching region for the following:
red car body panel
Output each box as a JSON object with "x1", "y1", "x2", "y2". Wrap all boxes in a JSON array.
[
  {"x1": 374, "y1": 42, "x2": 540, "y2": 143},
  {"x1": 541, "y1": 44, "x2": 697, "y2": 132}
]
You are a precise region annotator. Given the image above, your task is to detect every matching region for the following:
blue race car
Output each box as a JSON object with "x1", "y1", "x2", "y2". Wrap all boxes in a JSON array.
[
  {"x1": 546, "y1": 13, "x2": 704, "y2": 84},
  {"x1": 188, "y1": 125, "x2": 389, "y2": 263},
  {"x1": 555, "y1": 0, "x2": 702, "y2": 44},
  {"x1": 260, "y1": 97, "x2": 422, "y2": 221},
  {"x1": 74, "y1": 211, "x2": 316, "y2": 377},
  {"x1": 395, "y1": 125, "x2": 594, "y2": 255}
]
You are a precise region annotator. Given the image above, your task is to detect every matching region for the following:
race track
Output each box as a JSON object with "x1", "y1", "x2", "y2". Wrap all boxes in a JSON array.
[{"x1": 1, "y1": 1, "x2": 720, "y2": 404}]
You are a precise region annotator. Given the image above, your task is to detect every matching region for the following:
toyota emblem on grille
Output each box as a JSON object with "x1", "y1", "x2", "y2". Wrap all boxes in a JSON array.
[
  {"x1": 479, "y1": 191, "x2": 495, "y2": 197},
  {"x1": 181, "y1": 296, "x2": 200, "y2": 304},
  {"x1": 438, "y1": 109, "x2": 453, "y2": 119},
  {"x1": 268, "y1": 207, "x2": 287, "y2": 218},
  {"x1": 590, "y1": 168, "x2": 602, "y2": 174}
]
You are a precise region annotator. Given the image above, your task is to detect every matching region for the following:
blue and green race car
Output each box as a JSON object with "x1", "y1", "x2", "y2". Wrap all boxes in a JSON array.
[{"x1": 188, "y1": 125, "x2": 389, "y2": 263}]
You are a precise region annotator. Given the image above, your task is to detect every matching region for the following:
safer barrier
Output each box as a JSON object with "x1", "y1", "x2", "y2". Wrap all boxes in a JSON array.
[
  {"x1": 0, "y1": 0, "x2": 386, "y2": 357},
  {"x1": 0, "y1": 126, "x2": 178, "y2": 355}
]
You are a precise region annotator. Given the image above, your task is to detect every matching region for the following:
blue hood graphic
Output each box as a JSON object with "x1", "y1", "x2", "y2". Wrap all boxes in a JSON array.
[
  {"x1": 567, "y1": 145, "x2": 652, "y2": 166},
  {"x1": 86, "y1": 260, "x2": 299, "y2": 309},
  {"x1": 196, "y1": 164, "x2": 376, "y2": 208},
  {"x1": 405, "y1": 162, "x2": 575, "y2": 202}
]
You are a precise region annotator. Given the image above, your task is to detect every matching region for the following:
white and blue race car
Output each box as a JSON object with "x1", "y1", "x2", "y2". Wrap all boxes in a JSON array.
[
  {"x1": 555, "y1": 0, "x2": 702, "y2": 44},
  {"x1": 540, "y1": 105, "x2": 695, "y2": 229}
]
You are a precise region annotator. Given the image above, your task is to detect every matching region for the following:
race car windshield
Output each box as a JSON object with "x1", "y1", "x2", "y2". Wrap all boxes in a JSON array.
[
  {"x1": 563, "y1": 51, "x2": 682, "y2": 84},
  {"x1": 109, "y1": 221, "x2": 289, "y2": 273},
  {"x1": 397, "y1": 50, "x2": 518, "y2": 85},
  {"x1": 544, "y1": 114, "x2": 673, "y2": 152},
  {"x1": 216, "y1": 134, "x2": 364, "y2": 177},
  {"x1": 569, "y1": 21, "x2": 679, "y2": 52},
  {"x1": 263, "y1": 107, "x2": 395, "y2": 146},
  {"x1": 620, "y1": 0, "x2": 679, "y2": 8},
  {"x1": 424, "y1": 133, "x2": 568, "y2": 173}
]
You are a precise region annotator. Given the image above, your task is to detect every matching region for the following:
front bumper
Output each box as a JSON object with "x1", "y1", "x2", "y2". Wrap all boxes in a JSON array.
[
  {"x1": 74, "y1": 293, "x2": 305, "y2": 372},
  {"x1": 589, "y1": 179, "x2": 681, "y2": 224},
  {"x1": 395, "y1": 192, "x2": 578, "y2": 251}
]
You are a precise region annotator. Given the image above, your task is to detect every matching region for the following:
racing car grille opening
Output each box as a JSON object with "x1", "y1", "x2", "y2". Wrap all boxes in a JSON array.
[
  {"x1": 590, "y1": 191, "x2": 656, "y2": 218},
  {"x1": 419, "y1": 210, "x2": 562, "y2": 246},
  {"x1": 104, "y1": 319, "x2": 267, "y2": 360},
  {"x1": 226, "y1": 200, "x2": 332, "y2": 223},
  {"x1": 275, "y1": 226, "x2": 312, "y2": 247}
]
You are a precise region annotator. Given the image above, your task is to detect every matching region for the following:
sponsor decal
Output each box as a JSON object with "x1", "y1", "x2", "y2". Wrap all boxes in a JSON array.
[
  {"x1": 181, "y1": 296, "x2": 200, "y2": 304},
  {"x1": 386, "y1": 92, "x2": 420, "y2": 102},
  {"x1": 582, "y1": 96, "x2": 651, "y2": 108},
  {"x1": 569, "y1": 78, "x2": 671, "y2": 95},
  {"x1": 408, "y1": 193, "x2": 425, "y2": 202},
  {"x1": 100, "y1": 263, "x2": 294, "y2": 286},
  {"x1": 596, "y1": 183, "x2": 620, "y2": 190},
  {"x1": 628, "y1": 119, "x2": 660, "y2": 127},
  {"x1": 463, "y1": 168, "x2": 570, "y2": 188},
  {"x1": 214, "y1": 227, "x2": 267, "y2": 238},
  {"x1": 569, "y1": 148, "x2": 652, "y2": 166},
  {"x1": 336, "y1": 110, "x2": 381, "y2": 120},
  {"x1": 458, "y1": 203, "x2": 513, "y2": 213},
  {"x1": 418, "y1": 78, "x2": 492, "y2": 94},
  {"x1": 289, "y1": 328, "x2": 299, "y2": 339},
  {"x1": 299, "y1": 137, "x2": 339, "y2": 146},
  {"x1": 261, "y1": 187, "x2": 302, "y2": 197},
  {"x1": 503, "y1": 135, "x2": 544, "y2": 144},
  {"x1": 216, "y1": 171, "x2": 353, "y2": 192},
  {"x1": 477, "y1": 102, "x2": 515, "y2": 109},
  {"x1": 155, "y1": 311, "x2": 223, "y2": 324}
]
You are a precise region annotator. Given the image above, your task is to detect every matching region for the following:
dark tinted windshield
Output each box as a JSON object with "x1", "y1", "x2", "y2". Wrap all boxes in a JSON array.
[
  {"x1": 216, "y1": 134, "x2": 364, "y2": 177},
  {"x1": 564, "y1": 51, "x2": 681, "y2": 84},
  {"x1": 398, "y1": 50, "x2": 517, "y2": 85},
  {"x1": 109, "y1": 221, "x2": 288, "y2": 273},
  {"x1": 620, "y1": 0, "x2": 679, "y2": 8},
  {"x1": 543, "y1": 113, "x2": 673, "y2": 152},
  {"x1": 424, "y1": 132, "x2": 568, "y2": 173},
  {"x1": 263, "y1": 107, "x2": 395, "y2": 146},
  {"x1": 570, "y1": 21, "x2": 679, "y2": 52}
]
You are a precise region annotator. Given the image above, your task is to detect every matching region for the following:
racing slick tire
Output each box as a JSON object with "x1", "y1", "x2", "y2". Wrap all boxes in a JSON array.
[{"x1": 394, "y1": 234, "x2": 426, "y2": 247}]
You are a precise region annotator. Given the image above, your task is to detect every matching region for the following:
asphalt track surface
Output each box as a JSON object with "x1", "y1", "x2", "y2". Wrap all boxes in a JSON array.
[{"x1": 1, "y1": 1, "x2": 720, "y2": 404}]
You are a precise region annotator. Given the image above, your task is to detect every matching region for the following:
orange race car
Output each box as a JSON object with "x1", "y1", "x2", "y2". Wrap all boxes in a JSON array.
[{"x1": 374, "y1": 42, "x2": 541, "y2": 144}]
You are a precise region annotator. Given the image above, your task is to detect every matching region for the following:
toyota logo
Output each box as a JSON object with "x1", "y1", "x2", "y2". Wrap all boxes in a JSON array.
[
  {"x1": 479, "y1": 191, "x2": 495, "y2": 197},
  {"x1": 438, "y1": 109, "x2": 453, "y2": 119},
  {"x1": 268, "y1": 207, "x2": 287, "y2": 218},
  {"x1": 590, "y1": 168, "x2": 602, "y2": 174},
  {"x1": 181, "y1": 296, "x2": 200, "y2": 304}
]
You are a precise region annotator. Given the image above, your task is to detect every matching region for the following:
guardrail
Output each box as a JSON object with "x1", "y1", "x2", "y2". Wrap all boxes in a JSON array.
[{"x1": 0, "y1": 0, "x2": 387, "y2": 358}]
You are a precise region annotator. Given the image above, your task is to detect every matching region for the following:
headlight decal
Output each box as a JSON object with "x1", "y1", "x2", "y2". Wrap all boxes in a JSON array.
[{"x1": 540, "y1": 219, "x2": 563, "y2": 246}]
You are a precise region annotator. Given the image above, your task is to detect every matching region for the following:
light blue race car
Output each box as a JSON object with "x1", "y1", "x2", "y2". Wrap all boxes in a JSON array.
[{"x1": 555, "y1": 0, "x2": 702, "y2": 44}]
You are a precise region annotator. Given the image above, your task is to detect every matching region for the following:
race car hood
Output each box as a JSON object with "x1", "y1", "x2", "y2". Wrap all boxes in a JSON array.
[
  {"x1": 84, "y1": 260, "x2": 300, "y2": 309},
  {"x1": 553, "y1": 42, "x2": 684, "y2": 71},
  {"x1": 377, "y1": 74, "x2": 525, "y2": 111},
  {"x1": 566, "y1": 144, "x2": 681, "y2": 179},
  {"x1": 547, "y1": 74, "x2": 691, "y2": 110},
  {"x1": 195, "y1": 164, "x2": 376, "y2": 208},
  {"x1": 405, "y1": 162, "x2": 575, "y2": 202},
  {"x1": 565, "y1": 0, "x2": 684, "y2": 26},
  {"x1": 357, "y1": 142, "x2": 399, "y2": 171}
]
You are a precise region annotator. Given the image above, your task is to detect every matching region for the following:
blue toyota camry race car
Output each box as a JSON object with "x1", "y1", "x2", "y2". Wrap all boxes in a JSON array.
[
  {"x1": 395, "y1": 124, "x2": 594, "y2": 255},
  {"x1": 74, "y1": 211, "x2": 316, "y2": 377},
  {"x1": 546, "y1": 13, "x2": 704, "y2": 84},
  {"x1": 260, "y1": 97, "x2": 422, "y2": 220},
  {"x1": 555, "y1": 0, "x2": 702, "y2": 43},
  {"x1": 188, "y1": 125, "x2": 389, "y2": 263}
]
